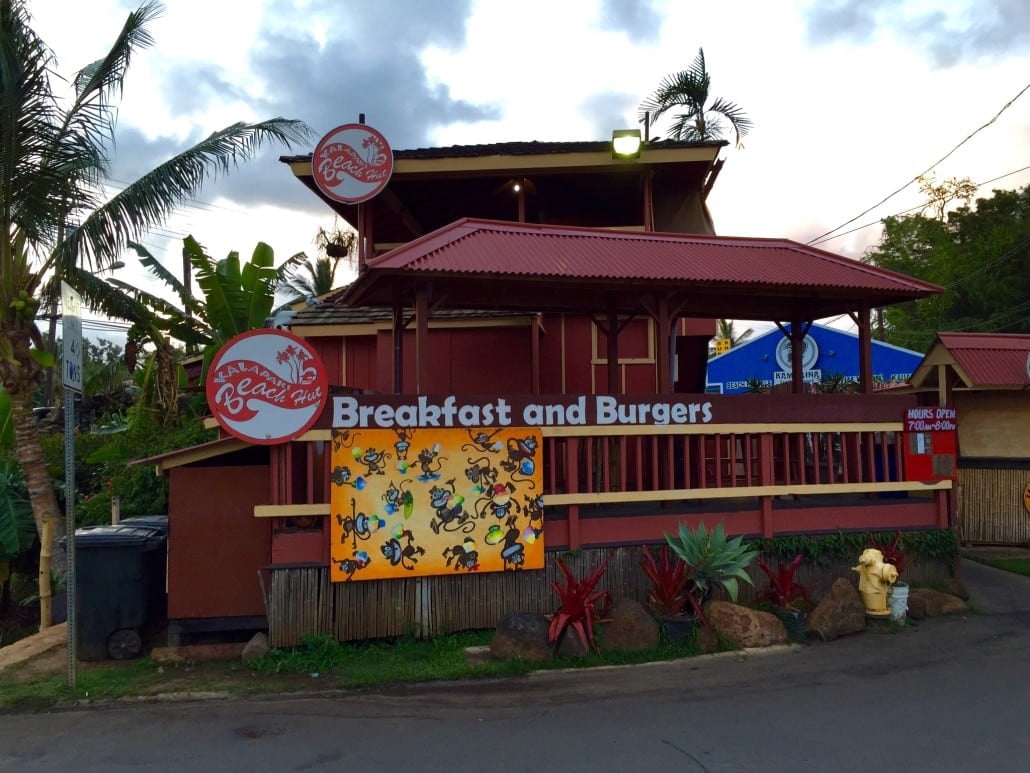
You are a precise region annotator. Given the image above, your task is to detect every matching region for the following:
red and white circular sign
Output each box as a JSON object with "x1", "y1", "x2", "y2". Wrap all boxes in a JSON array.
[
  {"x1": 311, "y1": 123, "x2": 393, "y2": 204},
  {"x1": 206, "y1": 329, "x2": 329, "y2": 445}
]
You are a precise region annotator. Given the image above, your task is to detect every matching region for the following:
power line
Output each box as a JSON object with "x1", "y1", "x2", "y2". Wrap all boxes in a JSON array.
[
  {"x1": 807, "y1": 82, "x2": 1030, "y2": 246},
  {"x1": 811, "y1": 164, "x2": 1030, "y2": 246}
]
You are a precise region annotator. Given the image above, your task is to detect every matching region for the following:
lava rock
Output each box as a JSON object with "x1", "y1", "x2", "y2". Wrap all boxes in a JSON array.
[
  {"x1": 806, "y1": 577, "x2": 867, "y2": 641},
  {"x1": 490, "y1": 611, "x2": 552, "y2": 661}
]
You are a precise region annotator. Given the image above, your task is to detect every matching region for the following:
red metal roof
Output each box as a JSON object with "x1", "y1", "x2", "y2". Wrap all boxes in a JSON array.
[
  {"x1": 343, "y1": 218, "x2": 942, "y2": 320},
  {"x1": 936, "y1": 333, "x2": 1030, "y2": 387}
]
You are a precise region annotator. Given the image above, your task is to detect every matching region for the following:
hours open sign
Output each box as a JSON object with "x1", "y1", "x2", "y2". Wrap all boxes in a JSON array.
[
  {"x1": 903, "y1": 406, "x2": 957, "y2": 481},
  {"x1": 905, "y1": 407, "x2": 956, "y2": 433}
]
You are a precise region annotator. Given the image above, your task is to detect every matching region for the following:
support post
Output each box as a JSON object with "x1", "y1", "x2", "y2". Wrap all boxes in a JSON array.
[
  {"x1": 415, "y1": 284, "x2": 430, "y2": 392},
  {"x1": 64, "y1": 388, "x2": 77, "y2": 686},
  {"x1": 655, "y1": 295, "x2": 672, "y2": 394},
  {"x1": 607, "y1": 299, "x2": 620, "y2": 394},
  {"x1": 392, "y1": 301, "x2": 404, "y2": 394},
  {"x1": 857, "y1": 305, "x2": 873, "y2": 394},
  {"x1": 790, "y1": 321, "x2": 805, "y2": 394}
]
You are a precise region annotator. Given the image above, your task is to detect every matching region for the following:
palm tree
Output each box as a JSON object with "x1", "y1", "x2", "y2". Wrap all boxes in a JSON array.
[
  {"x1": 639, "y1": 48, "x2": 753, "y2": 147},
  {"x1": 710, "y1": 318, "x2": 753, "y2": 357},
  {"x1": 0, "y1": 0, "x2": 311, "y2": 628},
  {"x1": 275, "y1": 225, "x2": 357, "y2": 307}
]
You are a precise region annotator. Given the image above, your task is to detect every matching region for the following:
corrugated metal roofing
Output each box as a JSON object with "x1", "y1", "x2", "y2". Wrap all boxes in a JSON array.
[
  {"x1": 362, "y1": 218, "x2": 942, "y2": 295},
  {"x1": 937, "y1": 333, "x2": 1030, "y2": 387},
  {"x1": 289, "y1": 302, "x2": 526, "y2": 327}
]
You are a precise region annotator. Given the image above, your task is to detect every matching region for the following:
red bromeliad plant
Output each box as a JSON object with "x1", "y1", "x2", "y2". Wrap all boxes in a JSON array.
[
  {"x1": 867, "y1": 531, "x2": 906, "y2": 576},
  {"x1": 548, "y1": 552, "x2": 614, "y2": 653},
  {"x1": 639, "y1": 545, "x2": 706, "y2": 621},
  {"x1": 756, "y1": 554, "x2": 810, "y2": 611}
]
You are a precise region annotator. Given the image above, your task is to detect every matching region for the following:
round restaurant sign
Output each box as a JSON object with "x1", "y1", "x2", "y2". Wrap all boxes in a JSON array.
[
  {"x1": 206, "y1": 329, "x2": 329, "y2": 445},
  {"x1": 775, "y1": 333, "x2": 819, "y2": 372},
  {"x1": 311, "y1": 123, "x2": 393, "y2": 204}
]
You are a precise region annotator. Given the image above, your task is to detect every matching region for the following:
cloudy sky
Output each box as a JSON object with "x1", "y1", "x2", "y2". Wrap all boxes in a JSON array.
[{"x1": 27, "y1": 0, "x2": 1030, "y2": 339}]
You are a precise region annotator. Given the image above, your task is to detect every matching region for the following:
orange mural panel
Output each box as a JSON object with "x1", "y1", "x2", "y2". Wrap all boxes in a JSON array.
[{"x1": 329, "y1": 427, "x2": 544, "y2": 581}]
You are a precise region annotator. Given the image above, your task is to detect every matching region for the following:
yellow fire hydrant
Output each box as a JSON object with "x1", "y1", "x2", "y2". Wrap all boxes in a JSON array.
[{"x1": 852, "y1": 548, "x2": 898, "y2": 617}]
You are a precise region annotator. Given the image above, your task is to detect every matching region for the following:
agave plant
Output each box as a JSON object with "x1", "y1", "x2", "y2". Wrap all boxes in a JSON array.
[{"x1": 664, "y1": 521, "x2": 758, "y2": 603}]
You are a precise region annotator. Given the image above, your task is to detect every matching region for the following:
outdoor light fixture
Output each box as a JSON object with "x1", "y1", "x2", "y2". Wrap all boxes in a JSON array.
[{"x1": 612, "y1": 129, "x2": 642, "y2": 159}]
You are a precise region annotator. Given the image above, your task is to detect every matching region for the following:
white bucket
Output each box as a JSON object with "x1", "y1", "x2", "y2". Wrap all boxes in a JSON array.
[{"x1": 888, "y1": 582, "x2": 909, "y2": 621}]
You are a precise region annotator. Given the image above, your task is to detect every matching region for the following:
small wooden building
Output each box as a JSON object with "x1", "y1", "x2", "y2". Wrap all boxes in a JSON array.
[
  {"x1": 143, "y1": 138, "x2": 956, "y2": 645},
  {"x1": 907, "y1": 333, "x2": 1030, "y2": 545}
]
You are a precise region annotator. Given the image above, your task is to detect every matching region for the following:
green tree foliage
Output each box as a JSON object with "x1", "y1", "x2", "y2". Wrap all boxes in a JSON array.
[
  {"x1": 639, "y1": 48, "x2": 752, "y2": 146},
  {"x1": 0, "y1": 0, "x2": 310, "y2": 627},
  {"x1": 41, "y1": 416, "x2": 214, "y2": 527},
  {"x1": 275, "y1": 225, "x2": 357, "y2": 307},
  {"x1": 863, "y1": 185, "x2": 1030, "y2": 351}
]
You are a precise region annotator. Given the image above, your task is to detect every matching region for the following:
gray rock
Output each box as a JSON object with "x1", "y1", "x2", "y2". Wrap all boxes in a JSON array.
[
  {"x1": 490, "y1": 611, "x2": 552, "y2": 661},
  {"x1": 940, "y1": 577, "x2": 970, "y2": 600},
  {"x1": 706, "y1": 601, "x2": 788, "y2": 648},
  {"x1": 600, "y1": 599, "x2": 659, "y2": 653},
  {"x1": 241, "y1": 632, "x2": 270, "y2": 665},
  {"x1": 908, "y1": 588, "x2": 970, "y2": 619},
  {"x1": 806, "y1": 577, "x2": 867, "y2": 641}
]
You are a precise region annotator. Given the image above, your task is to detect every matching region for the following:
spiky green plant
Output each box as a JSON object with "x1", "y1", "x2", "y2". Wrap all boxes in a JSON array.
[{"x1": 664, "y1": 520, "x2": 758, "y2": 602}]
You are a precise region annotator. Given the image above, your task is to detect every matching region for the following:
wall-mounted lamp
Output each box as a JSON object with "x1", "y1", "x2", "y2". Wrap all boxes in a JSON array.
[{"x1": 612, "y1": 129, "x2": 642, "y2": 159}]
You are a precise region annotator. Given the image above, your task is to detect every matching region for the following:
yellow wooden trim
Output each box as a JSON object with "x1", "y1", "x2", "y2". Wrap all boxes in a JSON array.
[
  {"x1": 287, "y1": 147, "x2": 720, "y2": 180},
  {"x1": 544, "y1": 480, "x2": 952, "y2": 506},
  {"x1": 156, "y1": 438, "x2": 250, "y2": 471},
  {"x1": 254, "y1": 503, "x2": 331, "y2": 518},
  {"x1": 269, "y1": 479, "x2": 952, "y2": 513},
  {"x1": 295, "y1": 423, "x2": 902, "y2": 442},
  {"x1": 539, "y1": 422, "x2": 903, "y2": 438}
]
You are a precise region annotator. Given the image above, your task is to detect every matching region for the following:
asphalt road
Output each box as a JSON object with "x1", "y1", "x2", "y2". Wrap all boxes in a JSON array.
[{"x1": 2, "y1": 561, "x2": 1028, "y2": 772}]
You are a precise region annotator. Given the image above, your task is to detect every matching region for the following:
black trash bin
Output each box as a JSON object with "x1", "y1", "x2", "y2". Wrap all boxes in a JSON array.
[
  {"x1": 118, "y1": 515, "x2": 169, "y2": 620},
  {"x1": 119, "y1": 514, "x2": 169, "y2": 536},
  {"x1": 62, "y1": 525, "x2": 166, "y2": 661}
]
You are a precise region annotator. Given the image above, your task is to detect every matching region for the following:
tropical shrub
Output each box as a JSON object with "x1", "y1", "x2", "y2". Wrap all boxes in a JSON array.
[
  {"x1": 548, "y1": 553, "x2": 613, "y2": 654},
  {"x1": 665, "y1": 521, "x2": 758, "y2": 603},
  {"x1": 755, "y1": 553, "x2": 810, "y2": 611}
]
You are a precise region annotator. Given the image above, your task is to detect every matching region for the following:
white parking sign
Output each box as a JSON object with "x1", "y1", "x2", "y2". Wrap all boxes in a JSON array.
[{"x1": 61, "y1": 281, "x2": 83, "y2": 392}]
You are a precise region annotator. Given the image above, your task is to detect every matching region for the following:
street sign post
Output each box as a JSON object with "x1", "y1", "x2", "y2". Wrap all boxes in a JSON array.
[{"x1": 60, "y1": 281, "x2": 81, "y2": 686}]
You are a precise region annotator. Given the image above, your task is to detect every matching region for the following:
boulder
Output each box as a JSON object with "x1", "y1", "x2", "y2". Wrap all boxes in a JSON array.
[
  {"x1": 806, "y1": 577, "x2": 866, "y2": 641},
  {"x1": 490, "y1": 611, "x2": 552, "y2": 661},
  {"x1": 940, "y1": 577, "x2": 970, "y2": 600},
  {"x1": 600, "y1": 599, "x2": 659, "y2": 653},
  {"x1": 907, "y1": 588, "x2": 970, "y2": 619},
  {"x1": 241, "y1": 632, "x2": 270, "y2": 665},
  {"x1": 705, "y1": 601, "x2": 788, "y2": 648}
]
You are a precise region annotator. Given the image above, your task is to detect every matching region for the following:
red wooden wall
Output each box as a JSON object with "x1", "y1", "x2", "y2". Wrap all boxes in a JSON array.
[{"x1": 167, "y1": 465, "x2": 271, "y2": 619}]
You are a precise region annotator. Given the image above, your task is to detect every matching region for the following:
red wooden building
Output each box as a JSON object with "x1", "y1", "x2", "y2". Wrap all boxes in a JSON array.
[{"x1": 145, "y1": 138, "x2": 952, "y2": 645}]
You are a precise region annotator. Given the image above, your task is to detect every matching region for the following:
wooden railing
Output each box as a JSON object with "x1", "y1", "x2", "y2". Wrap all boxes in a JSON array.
[{"x1": 542, "y1": 422, "x2": 915, "y2": 503}]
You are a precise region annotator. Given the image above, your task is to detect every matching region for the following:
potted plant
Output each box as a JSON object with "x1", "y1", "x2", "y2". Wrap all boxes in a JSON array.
[
  {"x1": 547, "y1": 552, "x2": 613, "y2": 654},
  {"x1": 662, "y1": 521, "x2": 759, "y2": 631},
  {"x1": 756, "y1": 553, "x2": 810, "y2": 642},
  {"x1": 639, "y1": 545, "x2": 703, "y2": 644}
]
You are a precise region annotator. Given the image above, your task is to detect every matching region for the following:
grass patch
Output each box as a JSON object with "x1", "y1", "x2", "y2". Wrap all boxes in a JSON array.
[
  {"x1": 1, "y1": 626, "x2": 732, "y2": 711},
  {"x1": 964, "y1": 554, "x2": 1030, "y2": 577}
]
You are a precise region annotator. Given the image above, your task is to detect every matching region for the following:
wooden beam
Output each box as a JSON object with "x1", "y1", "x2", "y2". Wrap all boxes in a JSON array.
[
  {"x1": 415, "y1": 283, "x2": 430, "y2": 392},
  {"x1": 545, "y1": 479, "x2": 952, "y2": 507}
]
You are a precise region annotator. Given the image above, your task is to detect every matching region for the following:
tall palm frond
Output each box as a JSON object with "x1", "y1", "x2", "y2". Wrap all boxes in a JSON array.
[
  {"x1": 57, "y1": 118, "x2": 310, "y2": 276},
  {"x1": 639, "y1": 48, "x2": 752, "y2": 147},
  {"x1": 0, "y1": 0, "x2": 312, "y2": 629}
]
